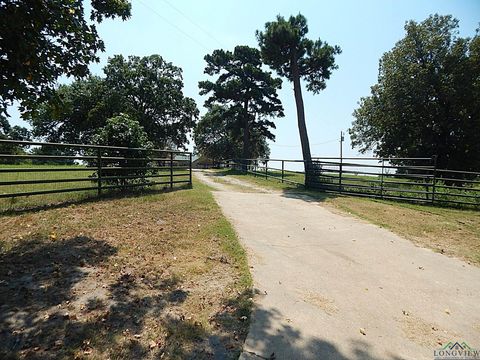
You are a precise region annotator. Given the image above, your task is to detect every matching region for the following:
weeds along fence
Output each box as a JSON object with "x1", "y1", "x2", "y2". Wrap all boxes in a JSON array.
[
  {"x1": 0, "y1": 139, "x2": 192, "y2": 209},
  {"x1": 226, "y1": 157, "x2": 480, "y2": 208}
]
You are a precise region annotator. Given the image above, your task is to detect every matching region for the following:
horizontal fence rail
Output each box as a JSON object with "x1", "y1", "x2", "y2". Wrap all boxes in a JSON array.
[
  {"x1": 0, "y1": 139, "x2": 192, "y2": 205},
  {"x1": 225, "y1": 157, "x2": 480, "y2": 208}
]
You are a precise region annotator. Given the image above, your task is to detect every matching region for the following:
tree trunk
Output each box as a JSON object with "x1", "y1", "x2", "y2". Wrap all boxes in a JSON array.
[
  {"x1": 242, "y1": 100, "x2": 250, "y2": 169},
  {"x1": 291, "y1": 54, "x2": 312, "y2": 174}
]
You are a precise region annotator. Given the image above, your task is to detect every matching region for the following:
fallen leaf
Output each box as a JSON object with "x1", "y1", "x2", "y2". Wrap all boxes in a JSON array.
[{"x1": 359, "y1": 328, "x2": 366, "y2": 336}]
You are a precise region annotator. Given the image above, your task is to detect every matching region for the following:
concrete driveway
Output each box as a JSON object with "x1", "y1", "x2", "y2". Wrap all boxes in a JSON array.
[{"x1": 195, "y1": 170, "x2": 480, "y2": 360}]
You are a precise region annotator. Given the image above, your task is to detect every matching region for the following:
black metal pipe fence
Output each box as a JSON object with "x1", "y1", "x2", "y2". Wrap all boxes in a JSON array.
[
  {"x1": 0, "y1": 139, "x2": 192, "y2": 204},
  {"x1": 225, "y1": 157, "x2": 480, "y2": 208}
]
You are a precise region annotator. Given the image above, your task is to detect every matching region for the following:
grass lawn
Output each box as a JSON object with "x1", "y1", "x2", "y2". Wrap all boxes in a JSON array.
[
  {"x1": 0, "y1": 164, "x2": 190, "y2": 212},
  {"x1": 0, "y1": 179, "x2": 252, "y2": 359},
  {"x1": 215, "y1": 168, "x2": 480, "y2": 267}
]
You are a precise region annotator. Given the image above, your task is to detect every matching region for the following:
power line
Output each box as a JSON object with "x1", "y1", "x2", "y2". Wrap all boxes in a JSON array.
[
  {"x1": 312, "y1": 138, "x2": 340, "y2": 146},
  {"x1": 271, "y1": 138, "x2": 339, "y2": 148},
  {"x1": 159, "y1": 0, "x2": 225, "y2": 48},
  {"x1": 137, "y1": 0, "x2": 210, "y2": 51}
]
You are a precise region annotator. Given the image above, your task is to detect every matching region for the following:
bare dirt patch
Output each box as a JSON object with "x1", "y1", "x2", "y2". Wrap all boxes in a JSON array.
[
  {"x1": 300, "y1": 291, "x2": 338, "y2": 316},
  {"x1": 397, "y1": 312, "x2": 459, "y2": 348}
]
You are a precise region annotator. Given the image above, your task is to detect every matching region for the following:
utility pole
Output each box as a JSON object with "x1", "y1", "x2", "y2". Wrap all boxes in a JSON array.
[{"x1": 340, "y1": 131, "x2": 344, "y2": 159}]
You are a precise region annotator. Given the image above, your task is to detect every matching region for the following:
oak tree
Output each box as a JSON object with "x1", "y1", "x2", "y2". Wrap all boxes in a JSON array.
[
  {"x1": 350, "y1": 15, "x2": 480, "y2": 172},
  {"x1": 28, "y1": 55, "x2": 199, "y2": 149}
]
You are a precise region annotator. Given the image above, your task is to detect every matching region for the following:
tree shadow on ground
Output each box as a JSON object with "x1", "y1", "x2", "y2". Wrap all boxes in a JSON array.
[
  {"x1": 280, "y1": 189, "x2": 337, "y2": 204},
  {"x1": 0, "y1": 235, "x2": 117, "y2": 358},
  {"x1": 0, "y1": 234, "x2": 254, "y2": 359},
  {"x1": 242, "y1": 305, "x2": 406, "y2": 360}
]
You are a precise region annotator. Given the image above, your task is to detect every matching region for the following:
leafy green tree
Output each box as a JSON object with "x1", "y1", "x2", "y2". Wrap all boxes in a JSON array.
[
  {"x1": 0, "y1": 117, "x2": 10, "y2": 136},
  {"x1": 6, "y1": 125, "x2": 31, "y2": 141},
  {"x1": 0, "y1": 0, "x2": 131, "y2": 119},
  {"x1": 30, "y1": 146, "x2": 76, "y2": 166},
  {"x1": 194, "y1": 105, "x2": 270, "y2": 163},
  {"x1": 257, "y1": 14, "x2": 341, "y2": 169},
  {"x1": 199, "y1": 45, "x2": 283, "y2": 160},
  {"x1": 93, "y1": 114, "x2": 153, "y2": 149},
  {"x1": 104, "y1": 55, "x2": 198, "y2": 149},
  {"x1": 350, "y1": 15, "x2": 480, "y2": 173},
  {"x1": 28, "y1": 76, "x2": 117, "y2": 144},
  {"x1": 0, "y1": 120, "x2": 31, "y2": 163},
  {"x1": 92, "y1": 114, "x2": 154, "y2": 187},
  {"x1": 28, "y1": 55, "x2": 198, "y2": 149}
]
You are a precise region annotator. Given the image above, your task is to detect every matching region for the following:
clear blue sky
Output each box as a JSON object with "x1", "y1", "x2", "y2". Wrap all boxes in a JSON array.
[{"x1": 9, "y1": 0, "x2": 480, "y2": 159}]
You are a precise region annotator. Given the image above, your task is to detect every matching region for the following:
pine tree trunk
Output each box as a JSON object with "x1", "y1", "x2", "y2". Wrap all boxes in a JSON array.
[{"x1": 291, "y1": 54, "x2": 312, "y2": 175}]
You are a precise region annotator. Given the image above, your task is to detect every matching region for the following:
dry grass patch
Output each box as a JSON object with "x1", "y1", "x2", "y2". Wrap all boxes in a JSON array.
[
  {"x1": 325, "y1": 197, "x2": 480, "y2": 266},
  {"x1": 0, "y1": 180, "x2": 252, "y2": 359}
]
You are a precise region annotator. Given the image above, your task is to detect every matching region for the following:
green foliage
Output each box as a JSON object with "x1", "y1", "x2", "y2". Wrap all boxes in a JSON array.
[
  {"x1": 0, "y1": 0, "x2": 131, "y2": 118},
  {"x1": 350, "y1": 15, "x2": 480, "y2": 173},
  {"x1": 93, "y1": 114, "x2": 152, "y2": 150},
  {"x1": 104, "y1": 55, "x2": 198, "y2": 149},
  {"x1": 198, "y1": 45, "x2": 283, "y2": 159},
  {"x1": 30, "y1": 146, "x2": 76, "y2": 166},
  {"x1": 29, "y1": 76, "x2": 113, "y2": 144},
  {"x1": 0, "y1": 121, "x2": 31, "y2": 164},
  {"x1": 6, "y1": 126, "x2": 31, "y2": 141},
  {"x1": 0, "y1": 117, "x2": 11, "y2": 135},
  {"x1": 28, "y1": 55, "x2": 198, "y2": 149},
  {"x1": 92, "y1": 114, "x2": 154, "y2": 187},
  {"x1": 256, "y1": 14, "x2": 341, "y2": 93},
  {"x1": 257, "y1": 14, "x2": 341, "y2": 165},
  {"x1": 194, "y1": 105, "x2": 270, "y2": 162}
]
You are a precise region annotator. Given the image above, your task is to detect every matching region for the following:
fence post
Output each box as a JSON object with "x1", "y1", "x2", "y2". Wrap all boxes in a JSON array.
[
  {"x1": 170, "y1": 152, "x2": 173, "y2": 189},
  {"x1": 189, "y1": 153, "x2": 192, "y2": 187},
  {"x1": 265, "y1": 160, "x2": 268, "y2": 179},
  {"x1": 281, "y1": 160, "x2": 284, "y2": 183},
  {"x1": 380, "y1": 158, "x2": 384, "y2": 199},
  {"x1": 431, "y1": 155, "x2": 437, "y2": 204},
  {"x1": 97, "y1": 148, "x2": 102, "y2": 196},
  {"x1": 339, "y1": 155, "x2": 343, "y2": 191}
]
